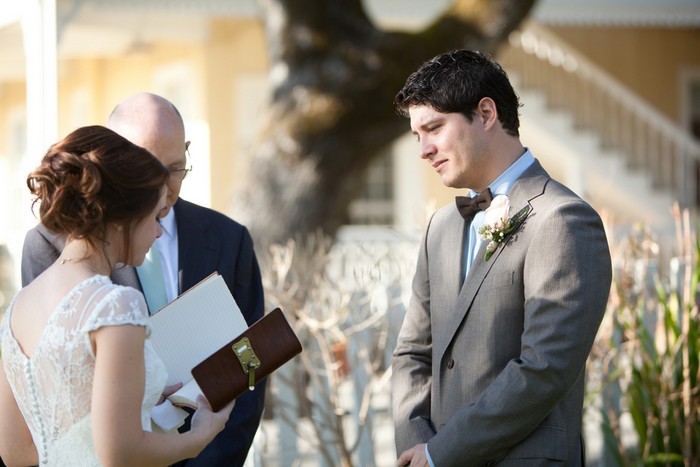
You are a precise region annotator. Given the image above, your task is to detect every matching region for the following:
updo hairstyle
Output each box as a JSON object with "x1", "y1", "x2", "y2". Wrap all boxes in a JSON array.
[{"x1": 27, "y1": 125, "x2": 169, "y2": 261}]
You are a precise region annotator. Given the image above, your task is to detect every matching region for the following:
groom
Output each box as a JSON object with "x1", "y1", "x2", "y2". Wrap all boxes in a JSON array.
[{"x1": 391, "y1": 50, "x2": 612, "y2": 466}]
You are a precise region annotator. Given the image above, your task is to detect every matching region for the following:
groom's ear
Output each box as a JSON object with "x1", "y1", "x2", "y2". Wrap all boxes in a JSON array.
[{"x1": 476, "y1": 97, "x2": 498, "y2": 130}]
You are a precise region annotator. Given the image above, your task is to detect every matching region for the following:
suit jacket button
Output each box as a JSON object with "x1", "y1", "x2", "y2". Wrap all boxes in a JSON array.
[{"x1": 447, "y1": 359, "x2": 454, "y2": 369}]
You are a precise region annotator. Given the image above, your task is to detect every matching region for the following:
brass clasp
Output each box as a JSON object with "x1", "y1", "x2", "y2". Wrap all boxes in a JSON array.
[{"x1": 232, "y1": 337, "x2": 261, "y2": 390}]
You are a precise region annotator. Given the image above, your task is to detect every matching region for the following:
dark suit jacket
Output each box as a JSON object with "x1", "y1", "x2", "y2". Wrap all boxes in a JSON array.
[
  {"x1": 21, "y1": 198, "x2": 266, "y2": 467},
  {"x1": 392, "y1": 161, "x2": 612, "y2": 466}
]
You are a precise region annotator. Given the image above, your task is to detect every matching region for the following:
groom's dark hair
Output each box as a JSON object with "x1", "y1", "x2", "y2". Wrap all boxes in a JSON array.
[{"x1": 395, "y1": 49, "x2": 521, "y2": 137}]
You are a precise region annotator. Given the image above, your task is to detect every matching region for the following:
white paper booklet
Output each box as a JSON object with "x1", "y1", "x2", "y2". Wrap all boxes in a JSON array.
[{"x1": 148, "y1": 272, "x2": 248, "y2": 428}]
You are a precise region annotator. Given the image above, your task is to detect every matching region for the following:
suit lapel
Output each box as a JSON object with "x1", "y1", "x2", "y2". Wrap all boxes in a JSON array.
[
  {"x1": 448, "y1": 213, "x2": 468, "y2": 296},
  {"x1": 435, "y1": 161, "x2": 550, "y2": 363},
  {"x1": 175, "y1": 199, "x2": 219, "y2": 292}
]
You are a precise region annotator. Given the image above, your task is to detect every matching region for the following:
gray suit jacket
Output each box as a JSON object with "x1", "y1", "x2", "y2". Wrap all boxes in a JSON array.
[{"x1": 392, "y1": 161, "x2": 611, "y2": 466}]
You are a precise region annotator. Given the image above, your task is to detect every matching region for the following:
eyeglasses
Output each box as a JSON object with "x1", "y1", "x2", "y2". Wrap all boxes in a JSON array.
[{"x1": 169, "y1": 142, "x2": 193, "y2": 180}]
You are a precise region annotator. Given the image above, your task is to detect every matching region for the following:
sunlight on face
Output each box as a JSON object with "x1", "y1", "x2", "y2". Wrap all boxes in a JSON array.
[{"x1": 409, "y1": 105, "x2": 490, "y2": 191}]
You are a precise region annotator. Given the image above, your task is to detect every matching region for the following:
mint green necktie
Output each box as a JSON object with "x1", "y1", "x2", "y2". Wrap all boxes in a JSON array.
[{"x1": 136, "y1": 245, "x2": 168, "y2": 314}]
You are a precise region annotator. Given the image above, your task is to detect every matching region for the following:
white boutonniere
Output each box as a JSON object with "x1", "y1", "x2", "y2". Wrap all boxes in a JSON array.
[{"x1": 478, "y1": 195, "x2": 530, "y2": 261}]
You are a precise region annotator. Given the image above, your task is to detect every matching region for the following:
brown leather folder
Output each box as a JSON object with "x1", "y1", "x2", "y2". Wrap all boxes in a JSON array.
[{"x1": 191, "y1": 307, "x2": 302, "y2": 411}]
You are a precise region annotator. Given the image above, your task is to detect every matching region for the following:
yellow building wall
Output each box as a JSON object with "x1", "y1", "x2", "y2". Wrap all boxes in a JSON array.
[
  {"x1": 0, "y1": 81, "x2": 26, "y2": 154},
  {"x1": 203, "y1": 18, "x2": 269, "y2": 213},
  {"x1": 1, "y1": 17, "x2": 270, "y2": 223},
  {"x1": 57, "y1": 43, "x2": 204, "y2": 131},
  {"x1": 549, "y1": 26, "x2": 700, "y2": 124}
]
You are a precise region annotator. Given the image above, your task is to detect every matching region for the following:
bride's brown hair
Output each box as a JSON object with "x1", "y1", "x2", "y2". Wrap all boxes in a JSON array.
[{"x1": 27, "y1": 125, "x2": 169, "y2": 263}]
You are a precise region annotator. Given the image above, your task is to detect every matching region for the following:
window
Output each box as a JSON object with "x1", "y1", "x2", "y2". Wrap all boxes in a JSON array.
[{"x1": 348, "y1": 150, "x2": 394, "y2": 225}]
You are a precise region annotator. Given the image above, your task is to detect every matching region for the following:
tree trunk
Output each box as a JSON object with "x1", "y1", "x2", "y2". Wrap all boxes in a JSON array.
[{"x1": 233, "y1": 0, "x2": 537, "y2": 252}]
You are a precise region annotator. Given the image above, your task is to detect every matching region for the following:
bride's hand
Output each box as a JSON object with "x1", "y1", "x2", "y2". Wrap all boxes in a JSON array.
[
  {"x1": 190, "y1": 395, "x2": 235, "y2": 443},
  {"x1": 156, "y1": 382, "x2": 183, "y2": 405}
]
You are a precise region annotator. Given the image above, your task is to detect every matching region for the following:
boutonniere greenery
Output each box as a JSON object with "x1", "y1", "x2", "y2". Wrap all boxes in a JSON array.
[{"x1": 478, "y1": 195, "x2": 531, "y2": 261}]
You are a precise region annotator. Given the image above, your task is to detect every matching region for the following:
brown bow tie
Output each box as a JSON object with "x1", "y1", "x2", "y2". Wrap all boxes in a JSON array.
[{"x1": 455, "y1": 188, "x2": 493, "y2": 221}]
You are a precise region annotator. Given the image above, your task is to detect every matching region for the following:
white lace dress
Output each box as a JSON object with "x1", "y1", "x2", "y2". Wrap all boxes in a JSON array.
[{"x1": 1, "y1": 275, "x2": 168, "y2": 466}]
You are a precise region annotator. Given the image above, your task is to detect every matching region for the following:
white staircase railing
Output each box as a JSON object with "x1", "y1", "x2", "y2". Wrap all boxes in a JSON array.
[{"x1": 499, "y1": 20, "x2": 700, "y2": 208}]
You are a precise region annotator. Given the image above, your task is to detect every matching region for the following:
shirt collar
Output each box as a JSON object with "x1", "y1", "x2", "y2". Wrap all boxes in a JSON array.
[
  {"x1": 159, "y1": 208, "x2": 177, "y2": 240},
  {"x1": 468, "y1": 148, "x2": 535, "y2": 198}
]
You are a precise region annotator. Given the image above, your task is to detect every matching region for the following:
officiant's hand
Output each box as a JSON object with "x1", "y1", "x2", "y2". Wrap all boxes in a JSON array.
[
  {"x1": 190, "y1": 394, "x2": 235, "y2": 447},
  {"x1": 157, "y1": 382, "x2": 184, "y2": 405}
]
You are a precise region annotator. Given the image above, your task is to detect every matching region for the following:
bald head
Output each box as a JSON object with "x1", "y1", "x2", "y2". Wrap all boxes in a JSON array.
[
  {"x1": 108, "y1": 92, "x2": 188, "y2": 215},
  {"x1": 108, "y1": 92, "x2": 184, "y2": 150}
]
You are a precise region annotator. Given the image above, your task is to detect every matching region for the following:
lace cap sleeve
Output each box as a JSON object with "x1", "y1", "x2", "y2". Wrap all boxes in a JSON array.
[{"x1": 81, "y1": 284, "x2": 150, "y2": 335}]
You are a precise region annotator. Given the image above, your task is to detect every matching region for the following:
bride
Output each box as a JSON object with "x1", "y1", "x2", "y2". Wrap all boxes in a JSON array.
[{"x1": 0, "y1": 125, "x2": 233, "y2": 466}]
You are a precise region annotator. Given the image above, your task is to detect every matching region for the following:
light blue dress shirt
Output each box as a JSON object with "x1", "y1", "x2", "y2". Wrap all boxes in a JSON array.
[{"x1": 462, "y1": 149, "x2": 535, "y2": 281}]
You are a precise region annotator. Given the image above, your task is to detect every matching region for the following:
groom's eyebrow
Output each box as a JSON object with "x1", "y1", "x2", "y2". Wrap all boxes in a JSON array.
[{"x1": 412, "y1": 117, "x2": 443, "y2": 137}]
